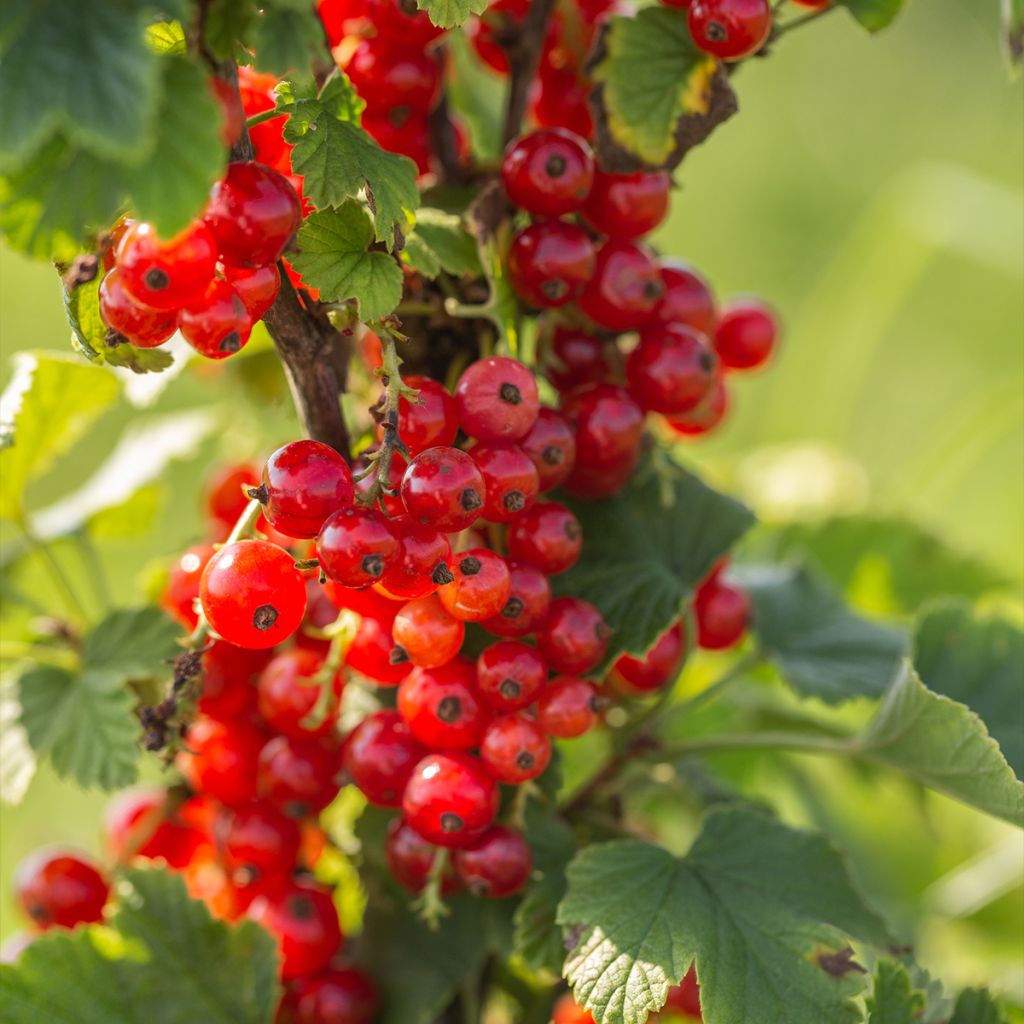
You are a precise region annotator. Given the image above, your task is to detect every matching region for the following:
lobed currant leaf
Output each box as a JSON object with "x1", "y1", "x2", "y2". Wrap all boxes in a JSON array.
[
  {"x1": 403, "y1": 208, "x2": 482, "y2": 279},
  {"x1": 252, "y1": 1, "x2": 326, "y2": 77},
  {"x1": 866, "y1": 961, "x2": 926, "y2": 1024},
  {"x1": 415, "y1": 0, "x2": 489, "y2": 30},
  {"x1": 81, "y1": 606, "x2": 181, "y2": 683},
  {"x1": 948, "y1": 988, "x2": 1008, "y2": 1024},
  {"x1": 201, "y1": 0, "x2": 258, "y2": 59},
  {"x1": 836, "y1": 0, "x2": 909, "y2": 33}
]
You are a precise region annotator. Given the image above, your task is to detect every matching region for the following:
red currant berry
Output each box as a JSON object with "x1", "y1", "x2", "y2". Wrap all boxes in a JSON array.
[
  {"x1": 610, "y1": 620, "x2": 686, "y2": 695},
  {"x1": 115, "y1": 219, "x2": 217, "y2": 310},
  {"x1": 520, "y1": 408, "x2": 577, "y2": 492},
  {"x1": 200, "y1": 540, "x2": 308, "y2": 649},
  {"x1": 531, "y1": 63, "x2": 594, "y2": 139},
  {"x1": 392, "y1": 593, "x2": 465, "y2": 669},
  {"x1": 480, "y1": 713, "x2": 551, "y2": 783},
  {"x1": 257, "y1": 649, "x2": 342, "y2": 738},
  {"x1": 325, "y1": 579, "x2": 400, "y2": 622},
  {"x1": 161, "y1": 543, "x2": 216, "y2": 628},
  {"x1": 401, "y1": 446, "x2": 486, "y2": 531},
  {"x1": 317, "y1": 506, "x2": 400, "y2": 588},
  {"x1": 713, "y1": 298, "x2": 778, "y2": 370},
  {"x1": 542, "y1": 326, "x2": 613, "y2": 394},
  {"x1": 552, "y1": 994, "x2": 596, "y2": 1024},
  {"x1": 508, "y1": 221, "x2": 596, "y2": 309},
  {"x1": 343, "y1": 710, "x2": 425, "y2": 807},
  {"x1": 290, "y1": 967, "x2": 379, "y2": 1024},
  {"x1": 538, "y1": 597, "x2": 610, "y2": 675},
  {"x1": 626, "y1": 323, "x2": 718, "y2": 415},
  {"x1": 479, "y1": 561, "x2": 551, "y2": 637},
  {"x1": 438, "y1": 549, "x2": 512, "y2": 622},
  {"x1": 583, "y1": 169, "x2": 671, "y2": 240},
  {"x1": 385, "y1": 818, "x2": 460, "y2": 894},
  {"x1": 537, "y1": 675, "x2": 601, "y2": 737},
  {"x1": 695, "y1": 578, "x2": 749, "y2": 649},
  {"x1": 398, "y1": 660, "x2": 490, "y2": 751},
  {"x1": 456, "y1": 356, "x2": 541, "y2": 442},
  {"x1": 579, "y1": 239, "x2": 663, "y2": 332},
  {"x1": 258, "y1": 735, "x2": 344, "y2": 816},
  {"x1": 395, "y1": 375, "x2": 459, "y2": 456},
  {"x1": 501, "y1": 128, "x2": 595, "y2": 217},
  {"x1": 466, "y1": 0, "x2": 529, "y2": 72},
  {"x1": 476, "y1": 640, "x2": 547, "y2": 712},
  {"x1": 199, "y1": 640, "x2": 270, "y2": 720},
  {"x1": 222, "y1": 262, "x2": 280, "y2": 321},
  {"x1": 259, "y1": 440, "x2": 354, "y2": 539},
  {"x1": 211, "y1": 76, "x2": 244, "y2": 146},
  {"x1": 345, "y1": 37, "x2": 441, "y2": 113},
  {"x1": 101, "y1": 217, "x2": 133, "y2": 271},
  {"x1": 564, "y1": 456, "x2": 639, "y2": 500},
  {"x1": 220, "y1": 801, "x2": 302, "y2": 883},
  {"x1": 368, "y1": 0, "x2": 445, "y2": 46},
  {"x1": 655, "y1": 260, "x2": 717, "y2": 336},
  {"x1": 238, "y1": 67, "x2": 292, "y2": 172},
  {"x1": 363, "y1": 110, "x2": 432, "y2": 175},
  {"x1": 179, "y1": 716, "x2": 267, "y2": 807},
  {"x1": 346, "y1": 612, "x2": 411, "y2": 685},
  {"x1": 561, "y1": 384, "x2": 645, "y2": 471},
  {"x1": 205, "y1": 462, "x2": 260, "y2": 529},
  {"x1": 178, "y1": 277, "x2": 253, "y2": 359},
  {"x1": 98, "y1": 269, "x2": 177, "y2": 347},
  {"x1": 103, "y1": 788, "x2": 212, "y2": 869},
  {"x1": 666, "y1": 375, "x2": 729, "y2": 437},
  {"x1": 665, "y1": 965, "x2": 702, "y2": 1018},
  {"x1": 507, "y1": 501, "x2": 583, "y2": 575},
  {"x1": 14, "y1": 849, "x2": 109, "y2": 930},
  {"x1": 470, "y1": 442, "x2": 540, "y2": 522},
  {"x1": 402, "y1": 753, "x2": 499, "y2": 847},
  {"x1": 452, "y1": 826, "x2": 533, "y2": 898},
  {"x1": 248, "y1": 882, "x2": 342, "y2": 980},
  {"x1": 688, "y1": 0, "x2": 772, "y2": 60},
  {"x1": 205, "y1": 161, "x2": 302, "y2": 268},
  {"x1": 377, "y1": 515, "x2": 454, "y2": 601}
]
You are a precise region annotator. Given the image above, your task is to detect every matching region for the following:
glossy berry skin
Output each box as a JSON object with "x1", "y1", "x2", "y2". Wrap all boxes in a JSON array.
[
  {"x1": 470, "y1": 442, "x2": 540, "y2": 522},
  {"x1": 346, "y1": 613, "x2": 410, "y2": 686},
  {"x1": 290, "y1": 967, "x2": 379, "y2": 1024},
  {"x1": 200, "y1": 540, "x2": 308, "y2": 649},
  {"x1": 537, "y1": 675, "x2": 601, "y2": 737},
  {"x1": 480, "y1": 713, "x2": 551, "y2": 784},
  {"x1": 220, "y1": 801, "x2": 301, "y2": 883},
  {"x1": 205, "y1": 462, "x2": 260, "y2": 529},
  {"x1": 161, "y1": 542, "x2": 216, "y2": 628},
  {"x1": 363, "y1": 110, "x2": 432, "y2": 175},
  {"x1": 562, "y1": 384, "x2": 645, "y2": 472},
  {"x1": 343, "y1": 710, "x2": 425, "y2": 807},
  {"x1": 476, "y1": 640, "x2": 547, "y2": 712},
  {"x1": 402, "y1": 753, "x2": 499, "y2": 847},
  {"x1": 543, "y1": 327, "x2": 612, "y2": 394},
  {"x1": 583, "y1": 170, "x2": 671, "y2": 240},
  {"x1": 247, "y1": 882, "x2": 342, "y2": 981},
  {"x1": 260, "y1": 440, "x2": 354, "y2": 539},
  {"x1": 713, "y1": 298, "x2": 778, "y2": 370},
  {"x1": 666, "y1": 375, "x2": 729, "y2": 437},
  {"x1": 391, "y1": 593, "x2": 465, "y2": 669},
  {"x1": 507, "y1": 221, "x2": 596, "y2": 309},
  {"x1": 579, "y1": 240, "x2": 664, "y2": 332},
  {"x1": 98, "y1": 269, "x2": 177, "y2": 347},
  {"x1": 538, "y1": 597, "x2": 611, "y2": 675},
  {"x1": 398, "y1": 660, "x2": 490, "y2": 751},
  {"x1": 695, "y1": 579, "x2": 750, "y2": 649},
  {"x1": 199, "y1": 640, "x2": 269, "y2": 720},
  {"x1": 257, "y1": 649, "x2": 341, "y2": 738},
  {"x1": 565, "y1": 455, "x2": 638, "y2": 501},
  {"x1": 103, "y1": 788, "x2": 212, "y2": 869},
  {"x1": 178, "y1": 278, "x2": 253, "y2": 359},
  {"x1": 401, "y1": 447, "x2": 486, "y2": 532},
  {"x1": 204, "y1": 161, "x2": 302, "y2": 268},
  {"x1": 520, "y1": 408, "x2": 577, "y2": 491},
  {"x1": 480, "y1": 561, "x2": 551, "y2": 637},
  {"x1": 438, "y1": 549, "x2": 512, "y2": 622},
  {"x1": 179, "y1": 717, "x2": 267, "y2": 807},
  {"x1": 15, "y1": 849, "x2": 109, "y2": 930},
  {"x1": 501, "y1": 128, "x2": 595, "y2": 217},
  {"x1": 258, "y1": 735, "x2": 344, "y2": 817},
  {"x1": 452, "y1": 826, "x2": 533, "y2": 898},
  {"x1": 378, "y1": 516, "x2": 453, "y2": 601},
  {"x1": 238, "y1": 67, "x2": 291, "y2": 172},
  {"x1": 611, "y1": 621, "x2": 686, "y2": 694},
  {"x1": 688, "y1": 0, "x2": 772, "y2": 60},
  {"x1": 626, "y1": 323, "x2": 718, "y2": 415},
  {"x1": 115, "y1": 219, "x2": 217, "y2": 310},
  {"x1": 317, "y1": 506, "x2": 400, "y2": 588},
  {"x1": 222, "y1": 263, "x2": 280, "y2": 321},
  {"x1": 456, "y1": 356, "x2": 541, "y2": 443},
  {"x1": 507, "y1": 501, "x2": 583, "y2": 576},
  {"x1": 385, "y1": 818, "x2": 460, "y2": 894},
  {"x1": 396, "y1": 375, "x2": 459, "y2": 456},
  {"x1": 655, "y1": 260, "x2": 716, "y2": 336},
  {"x1": 345, "y1": 37, "x2": 441, "y2": 112}
]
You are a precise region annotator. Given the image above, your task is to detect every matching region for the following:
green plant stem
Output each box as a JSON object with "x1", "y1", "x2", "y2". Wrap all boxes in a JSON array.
[
  {"x1": 300, "y1": 610, "x2": 359, "y2": 730},
  {"x1": 246, "y1": 108, "x2": 286, "y2": 129},
  {"x1": 657, "y1": 731, "x2": 856, "y2": 759},
  {"x1": 413, "y1": 848, "x2": 452, "y2": 930},
  {"x1": 773, "y1": 2, "x2": 839, "y2": 40},
  {"x1": 16, "y1": 518, "x2": 89, "y2": 623},
  {"x1": 671, "y1": 650, "x2": 762, "y2": 719}
]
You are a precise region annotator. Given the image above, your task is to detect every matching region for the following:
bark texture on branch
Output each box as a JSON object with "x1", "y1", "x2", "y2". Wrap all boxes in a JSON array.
[{"x1": 502, "y1": 0, "x2": 559, "y2": 145}]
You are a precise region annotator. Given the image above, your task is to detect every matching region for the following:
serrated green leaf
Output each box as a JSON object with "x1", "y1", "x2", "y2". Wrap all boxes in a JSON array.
[
  {"x1": 202, "y1": 0, "x2": 258, "y2": 59},
  {"x1": 836, "y1": 0, "x2": 908, "y2": 32},
  {"x1": 950, "y1": 989, "x2": 1007, "y2": 1024},
  {"x1": 0, "y1": 679, "x2": 36, "y2": 805},
  {"x1": 859, "y1": 667, "x2": 1024, "y2": 827},
  {"x1": 555, "y1": 456, "x2": 755, "y2": 669},
  {"x1": 88, "y1": 485, "x2": 163, "y2": 539},
  {"x1": 591, "y1": 7, "x2": 717, "y2": 165},
  {"x1": 0, "y1": 352, "x2": 120, "y2": 521},
  {"x1": 404, "y1": 208, "x2": 482, "y2": 278},
  {"x1": 83, "y1": 607, "x2": 181, "y2": 681},
  {"x1": 252, "y1": 3, "x2": 325, "y2": 77},
  {"x1": 867, "y1": 961, "x2": 926, "y2": 1023},
  {"x1": 734, "y1": 563, "x2": 907, "y2": 704},
  {"x1": 0, "y1": 868, "x2": 279, "y2": 1023},
  {"x1": 290, "y1": 203, "x2": 404, "y2": 321},
  {"x1": 147, "y1": 21, "x2": 187, "y2": 54},
  {"x1": 415, "y1": 0, "x2": 486, "y2": 29},
  {"x1": 556, "y1": 807, "x2": 892, "y2": 1024}
]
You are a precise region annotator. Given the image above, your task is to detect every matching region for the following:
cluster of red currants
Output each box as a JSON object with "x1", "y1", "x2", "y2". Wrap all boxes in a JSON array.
[{"x1": 96, "y1": 159, "x2": 300, "y2": 359}]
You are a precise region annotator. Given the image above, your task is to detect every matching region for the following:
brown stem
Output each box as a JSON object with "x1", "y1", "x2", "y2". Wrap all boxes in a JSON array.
[
  {"x1": 427, "y1": 79, "x2": 464, "y2": 184},
  {"x1": 501, "y1": 0, "x2": 558, "y2": 145}
]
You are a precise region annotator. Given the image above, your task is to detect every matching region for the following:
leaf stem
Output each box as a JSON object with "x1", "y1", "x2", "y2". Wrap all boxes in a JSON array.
[
  {"x1": 413, "y1": 848, "x2": 452, "y2": 930},
  {"x1": 16, "y1": 518, "x2": 89, "y2": 623},
  {"x1": 300, "y1": 610, "x2": 359, "y2": 730},
  {"x1": 246, "y1": 108, "x2": 286, "y2": 129},
  {"x1": 772, "y1": 2, "x2": 839, "y2": 40},
  {"x1": 670, "y1": 650, "x2": 762, "y2": 718},
  {"x1": 657, "y1": 730, "x2": 856, "y2": 759}
]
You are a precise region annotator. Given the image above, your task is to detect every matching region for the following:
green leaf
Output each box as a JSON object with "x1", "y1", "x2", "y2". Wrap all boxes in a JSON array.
[
  {"x1": 252, "y1": 2, "x2": 326, "y2": 77},
  {"x1": 867, "y1": 961, "x2": 925, "y2": 1024},
  {"x1": 404, "y1": 208, "x2": 482, "y2": 278},
  {"x1": 0, "y1": 352, "x2": 120, "y2": 521},
  {"x1": 0, "y1": 0, "x2": 160, "y2": 167},
  {"x1": 836, "y1": 0, "x2": 908, "y2": 32},
  {"x1": 1005, "y1": 0, "x2": 1024, "y2": 67},
  {"x1": 415, "y1": 0, "x2": 487, "y2": 29},
  {"x1": 555, "y1": 456, "x2": 755, "y2": 668},
  {"x1": 859, "y1": 667, "x2": 1024, "y2": 827},
  {"x1": 950, "y1": 989, "x2": 1007, "y2": 1024},
  {"x1": 0, "y1": 868, "x2": 279, "y2": 1023},
  {"x1": 913, "y1": 601, "x2": 1023, "y2": 778},
  {"x1": 88, "y1": 485, "x2": 163, "y2": 539},
  {"x1": 556, "y1": 806, "x2": 892, "y2": 1024},
  {"x1": 202, "y1": 0, "x2": 258, "y2": 59},
  {"x1": 290, "y1": 203, "x2": 404, "y2": 321},
  {"x1": 147, "y1": 20, "x2": 188, "y2": 54},
  {"x1": 590, "y1": 7, "x2": 717, "y2": 165},
  {"x1": 82, "y1": 607, "x2": 180, "y2": 682},
  {"x1": 0, "y1": 679, "x2": 36, "y2": 805},
  {"x1": 734, "y1": 563, "x2": 907, "y2": 704}
]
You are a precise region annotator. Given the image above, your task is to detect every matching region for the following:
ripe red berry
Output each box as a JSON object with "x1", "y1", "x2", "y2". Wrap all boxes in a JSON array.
[
  {"x1": 654, "y1": 260, "x2": 716, "y2": 336},
  {"x1": 395, "y1": 375, "x2": 459, "y2": 456},
  {"x1": 402, "y1": 752, "x2": 499, "y2": 847},
  {"x1": 104, "y1": 788, "x2": 212, "y2": 869},
  {"x1": 561, "y1": 384, "x2": 645, "y2": 472},
  {"x1": 161, "y1": 542, "x2": 216, "y2": 628},
  {"x1": 391, "y1": 592, "x2": 465, "y2": 668},
  {"x1": 466, "y1": 0, "x2": 530, "y2": 72},
  {"x1": 476, "y1": 640, "x2": 547, "y2": 712},
  {"x1": 220, "y1": 801, "x2": 302, "y2": 883},
  {"x1": 583, "y1": 169, "x2": 671, "y2": 240},
  {"x1": 14, "y1": 849, "x2": 109, "y2": 930},
  {"x1": 368, "y1": 0, "x2": 446, "y2": 45},
  {"x1": 199, "y1": 640, "x2": 270, "y2": 720},
  {"x1": 115, "y1": 219, "x2": 217, "y2": 310},
  {"x1": 480, "y1": 713, "x2": 552, "y2": 783},
  {"x1": 258, "y1": 735, "x2": 344, "y2": 816},
  {"x1": 317, "y1": 506, "x2": 400, "y2": 588},
  {"x1": 713, "y1": 298, "x2": 778, "y2": 370},
  {"x1": 538, "y1": 597, "x2": 611, "y2": 675},
  {"x1": 204, "y1": 161, "x2": 302, "y2": 268},
  {"x1": 531, "y1": 62, "x2": 594, "y2": 139},
  {"x1": 470, "y1": 442, "x2": 540, "y2": 522},
  {"x1": 98, "y1": 269, "x2": 177, "y2": 347},
  {"x1": 610, "y1": 620, "x2": 686, "y2": 695},
  {"x1": 385, "y1": 818, "x2": 460, "y2": 894},
  {"x1": 695, "y1": 578, "x2": 750, "y2": 649},
  {"x1": 401, "y1": 446, "x2": 486, "y2": 531},
  {"x1": 578, "y1": 240, "x2": 664, "y2": 332},
  {"x1": 345, "y1": 37, "x2": 441, "y2": 112},
  {"x1": 178, "y1": 277, "x2": 253, "y2": 359},
  {"x1": 247, "y1": 882, "x2": 342, "y2": 981},
  {"x1": 552, "y1": 993, "x2": 596, "y2": 1024},
  {"x1": 343, "y1": 710, "x2": 426, "y2": 807},
  {"x1": 200, "y1": 540, "x2": 308, "y2": 649},
  {"x1": 438, "y1": 549, "x2": 512, "y2": 622},
  {"x1": 537, "y1": 675, "x2": 601, "y2": 737},
  {"x1": 688, "y1": 0, "x2": 772, "y2": 60},
  {"x1": 626, "y1": 323, "x2": 718, "y2": 415},
  {"x1": 564, "y1": 456, "x2": 638, "y2": 500},
  {"x1": 398, "y1": 660, "x2": 490, "y2": 751},
  {"x1": 363, "y1": 110, "x2": 432, "y2": 174},
  {"x1": 211, "y1": 77, "x2": 245, "y2": 146},
  {"x1": 346, "y1": 612, "x2": 411, "y2": 686},
  {"x1": 205, "y1": 462, "x2": 260, "y2": 529},
  {"x1": 501, "y1": 128, "x2": 595, "y2": 217},
  {"x1": 520, "y1": 408, "x2": 577, "y2": 491},
  {"x1": 666, "y1": 375, "x2": 729, "y2": 437},
  {"x1": 377, "y1": 515, "x2": 453, "y2": 601},
  {"x1": 456, "y1": 356, "x2": 541, "y2": 443},
  {"x1": 257, "y1": 649, "x2": 341, "y2": 738},
  {"x1": 480, "y1": 561, "x2": 551, "y2": 637},
  {"x1": 289, "y1": 967, "x2": 379, "y2": 1024},
  {"x1": 542, "y1": 327, "x2": 612, "y2": 394},
  {"x1": 665, "y1": 965, "x2": 702, "y2": 1018},
  {"x1": 179, "y1": 716, "x2": 267, "y2": 807},
  {"x1": 452, "y1": 826, "x2": 533, "y2": 898},
  {"x1": 222, "y1": 262, "x2": 280, "y2": 321},
  {"x1": 507, "y1": 501, "x2": 583, "y2": 575},
  {"x1": 259, "y1": 440, "x2": 354, "y2": 539},
  {"x1": 508, "y1": 221, "x2": 596, "y2": 309},
  {"x1": 238, "y1": 67, "x2": 291, "y2": 172}
]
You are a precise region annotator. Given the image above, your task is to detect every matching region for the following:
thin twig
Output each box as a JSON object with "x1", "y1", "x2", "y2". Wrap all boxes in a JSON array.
[{"x1": 501, "y1": 0, "x2": 558, "y2": 145}]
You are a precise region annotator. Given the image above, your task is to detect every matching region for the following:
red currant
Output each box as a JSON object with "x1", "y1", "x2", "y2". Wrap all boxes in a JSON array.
[
  {"x1": 564, "y1": 457, "x2": 639, "y2": 500},
  {"x1": 345, "y1": 37, "x2": 441, "y2": 113},
  {"x1": 626, "y1": 323, "x2": 718, "y2": 415},
  {"x1": 520, "y1": 408, "x2": 577, "y2": 492},
  {"x1": 363, "y1": 110, "x2": 432, "y2": 175},
  {"x1": 103, "y1": 788, "x2": 212, "y2": 869},
  {"x1": 257, "y1": 649, "x2": 341, "y2": 738},
  {"x1": 713, "y1": 298, "x2": 778, "y2": 370},
  {"x1": 115, "y1": 219, "x2": 218, "y2": 310},
  {"x1": 289, "y1": 967, "x2": 379, "y2": 1024},
  {"x1": 398, "y1": 660, "x2": 490, "y2": 750},
  {"x1": 507, "y1": 501, "x2": 583, "y2": 575},
  {"x1": 552, "y1": 994, "x2": 596, "y2": 1024},
  {"x1": 222, "y1": 262, "x2": 280, "y2": 321},
  {"x1": 508, "y1": 221, "x2": 596, "y2": 309},
  {"x1": 325, "y1": 580, "x2": 400, "y2": 621},
  {"x1": 14, "y1": 849, "x2": 109, "y2": 930},
  {"x1": 456, "y1": 356, "x2": 541, "y2": 442},
  {"x1": 666, "y1": 375, "x2": 729, "y2": 437},
  {"x1": 480, "y1": 713, "x2": 551, "y2": 783},
  {"x1": 578, "y1": 239, "x2": 664, "y2": 332},
  {"x1": 161, "y1": 542, "x2": 216, "y2": 628},
  {"x1": 688, "y1": 0, "x2": 772, "y2": 60},
  {"x1": 238, "y1": 67, "x2": 292, "y2": 173},
  {"x1": 395, "y1": 375, "x2": 459, "y2": 456},
  {"x1": 537, "y1": 675, "x2": 601, "y2": 737},
  {"x1": 199, "y1": 640, "x2": 270, "y2": 720},
  {"x1": 401, "y1": 446, "x2": 486, "y2": 531},
  {"x1": 205, "y1": 462, "x2": 260, "y2": 529},
  {"x1": 531, "y1": 63, "x2": 594, "y2": 139},
  {"x1": 664, "y1": 965, "x2": 702, "y2": 1018},
  {"x1": 501, "y1": 128, "x2": 595, "y2": 217},
  {"x1": 368, "y1": 0, "x2": 445, "y2": 46},
  {"x1": 438, "y1": 549, "x2": 512, "y2": 622},
  {"x1": 452, "y1": 826, "x2": 533, "y2": 898},
  {"x1": 391, "y1": 592, "x2": 465, "y2": 669},
  {"x1": 610, "y1": 620, "x2": 686, "y2": 695},
  {"x1": 211, "y1": 77, "x2": 244, "y2": 146},
  {"x1": 260, "y1": 439, "x2": 354, "y2": 539},
  {"x1": 538, "y1": 597, "x2": 611, "y2": 675},
  {"x1": 98, "y1": 269, "x2": 177, "y2": 347},
  {"x1": 561, "y1": 384, "x2": 645, "y2": 471},
  {"x1": 178, "y1": 277, "x2": 253, "y2": 359},
  {"x1": 542, "y1": 326, "x2": 613, "y2": 394},
  {"x1": 402, "y1": 753, "x2": 499, "y2": 847},
  {"x1": 583, "y1": 169, "x2": 671, "y2": 240},
  {"x1": 248, "y1": 881, "x2": 342, "y2": 980},
  {"x1": 476, "y1": 640, "x2": 547, "y2": 712},
  {"x1": 385, "y1": 818, "x2": 460, "y2": 894},
  {"x1": 258, "y1": 735, "x2": 344, "y2": 816},
  {"x1": 377, "y1": 515, "x2": 453, "y2": 600},
  {"x1": 655, "y1": 260, "x2": 716, "y2": 336},
  {"x1": 346, "y1": 612, "x2": 411, "y2": 686},
  {"x1": 695, "y1": 578, "x2": 749, "y2": 649},
  {"x1": 317, "y1": 506, "x2": 400, "y2": 588},
  {"x1": 479, "y1": 561, "x2": 551, "y2": 637},
  {"x1": 470, "y1": 442, "x2": 540, "y2": 522},
  {"x1": 343, "y1": 710, "x2": 425, "y2": 807},
  {"x1": 220, "y1": 801, "x2": 302, "y2": 883},
  {"x1": 179, "y1": 716, "x2": 267, "y2": 807},
  {"x1": 466, "y1": 0, "x2": 529, "y2": 72}
]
